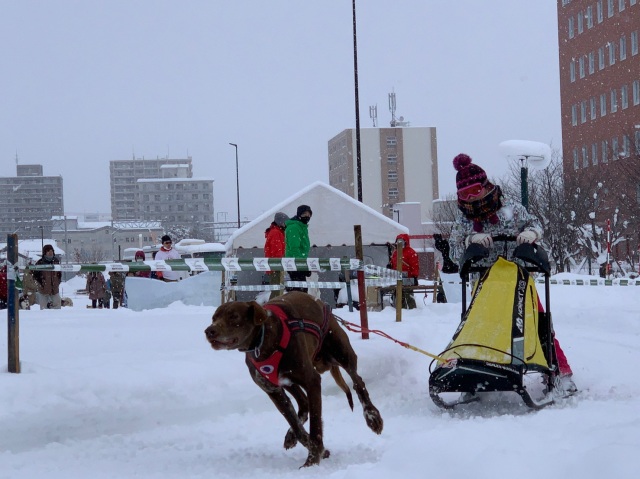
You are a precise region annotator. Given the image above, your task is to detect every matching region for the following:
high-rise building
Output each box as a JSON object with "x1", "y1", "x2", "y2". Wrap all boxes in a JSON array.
[
  {"x1": 109, "y1": 157, "x2": 193, "y2": 220},
  {"x1": 0, "y1": 164, "x2": 64, "y2": 239},
  {"x1": 328, "y1": 127, "x2": 439, "y2": 222},
  {"x1": 136, "y1": 175, "x2": 214, "y2": 227},
  {"x1": 557, "y1": 0, "x2": 640, "y2": 215}
]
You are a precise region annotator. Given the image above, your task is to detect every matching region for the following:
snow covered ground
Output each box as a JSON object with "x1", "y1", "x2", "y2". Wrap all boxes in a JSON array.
[{"x1": 1, "y1": 273, "x2": 639, "y2": 479}]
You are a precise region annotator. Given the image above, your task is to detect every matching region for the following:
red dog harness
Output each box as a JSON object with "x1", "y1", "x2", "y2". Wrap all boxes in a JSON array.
[{"x1": 249, "y1": 303, "x2": 330, "y2": 386}]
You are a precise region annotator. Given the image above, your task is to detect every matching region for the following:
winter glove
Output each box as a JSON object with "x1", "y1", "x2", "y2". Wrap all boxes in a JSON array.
[
  {"x1": 516, "y1": 230, "x2": 538, "y2": 245},
  {"x1": 465, "y1": 233, "x2": 493, "y2": 248}
]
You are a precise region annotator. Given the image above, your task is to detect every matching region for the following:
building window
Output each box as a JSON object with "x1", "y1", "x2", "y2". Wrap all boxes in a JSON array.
[
  {"x1": 620, "y1": 36, "x2": 627, "y2": 60},
  {"x1": 635, "y1": 130, "x2": 640, "y2": 153},
  {"x1": 573, "y1": 148, "x2": 579, "y2": 169},
  {"x1": 569, "y1": 17, "x2": 575, "y2": 38},
  {"x1": 388, "y1": 171, "x2": 398, "y2": 181},
  {"x1": 588, "y1": 52, "x2": 595, "y2": 74},
  {"x1": 581, "y1": 100, "x2": 587, "y2": 123},
  {"x1": 578, "y1": 11, "x2": 584, "y2": 33},
  {"x1": 608, "y1": 42, "x2": 616, "y2": 65},
  {"x1": 608, "y1": 0, "x2": 615, "y2": 17},
  {"x1": 611, "y1": 89, "x2": 618, "y2": 112},
  {"x1": 388, "y1": 187, "x2": 399, "y2": 198},
  {"x1": 621, "y1": 84, "x2": 629, "y2": 109},
  {"x1": 570, "y1": 60, "x2": 576, "y2": 81},
  {"x1": 632, "y1": 31, "x2": 638, "y2": 55},
  {"x1": 633, "y1": 80, "x2": 640, "y2": 105},
  {"x1": 590, "y1": 97, "x2": 597, "y2": 119},
  {"x1": 386, "y1": 137, "x2": 397, "y2": 147},
  {"x1": 612, "y1": 137, "x2": 619, "y2": 158},
  {"x1": 387, "y1": 155, "x2": 397, "y2": 165},
  {"x1": 619, "y1": 0, "x2": 626, "y2": 11},
  {"x1": 582, "y1": 145, "x2": 589, "y2": 167},
  {"x1": 587, "y1": 6, "x2": 594, "y2": 27},
  {"x1": 572, "y1": 104, "x2": 578, "y2": 125},
  {"x1": 597, "y1": 0, "x2": 604, "y2": 22},
  {"x1": 592, "y1": 143, "x2": 598, "y2": 165},
  {"x1": 600, "y1": 93, "x2": 608, "y2": 116},
  {"x1": 623, "y1": 135, "x2": 632, "y2": 156},
  {"x1": 579, "y1": 56, "x2": 585, "y2": 78},
  {"x1": 602, "y1": 140, "x2": 609, "y2": 163},
  {"x1": 598, "y1": 46, "x2": 605, "y2": 69}
]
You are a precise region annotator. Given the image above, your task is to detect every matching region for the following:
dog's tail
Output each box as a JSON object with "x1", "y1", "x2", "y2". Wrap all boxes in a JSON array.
[{"x1": 330, "y1": 365, "x2": 354, "y2": 410}]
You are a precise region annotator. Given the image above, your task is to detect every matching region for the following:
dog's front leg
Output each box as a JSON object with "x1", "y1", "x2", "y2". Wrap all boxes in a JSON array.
[
  {"x1": 302, "y1": 373, "x2": 327, "y2": 467},
  {"x1": 265, "y1": 389, "x2": 311, "y2": 451}
]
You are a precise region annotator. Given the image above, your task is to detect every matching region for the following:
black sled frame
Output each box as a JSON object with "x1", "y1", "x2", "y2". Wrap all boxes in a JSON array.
[{"x1": 429, "y1": 236, "x2": 559, "y2": 409}]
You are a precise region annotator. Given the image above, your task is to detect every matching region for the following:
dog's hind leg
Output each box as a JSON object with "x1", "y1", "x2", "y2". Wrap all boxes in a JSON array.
[
  {"x1": 330, "y1": 366, "x2": 354, "y2": 410},
  {"x1": 282, "y1": 384, "x2": 308, "y2": 450}
]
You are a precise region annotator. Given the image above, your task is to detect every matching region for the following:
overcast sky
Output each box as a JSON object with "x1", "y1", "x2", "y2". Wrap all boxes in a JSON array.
[{"x1": 1, "y1": 1, "x2": 561, "y2": 223}]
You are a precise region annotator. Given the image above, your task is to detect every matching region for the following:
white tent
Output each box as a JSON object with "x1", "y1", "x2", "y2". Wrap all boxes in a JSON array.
[{"x1": 227, "y1": 181, "x2": 409, "y2": 251}]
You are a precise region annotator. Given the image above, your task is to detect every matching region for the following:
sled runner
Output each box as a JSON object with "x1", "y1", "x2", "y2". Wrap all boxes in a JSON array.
[{"x1": 429, "y1": 236, "x2": 563, "y2": 409}]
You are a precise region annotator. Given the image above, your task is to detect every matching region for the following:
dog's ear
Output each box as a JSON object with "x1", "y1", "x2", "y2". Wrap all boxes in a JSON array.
[{"x1": 247, "y1": 301, "x2": 270, "y2": 325}]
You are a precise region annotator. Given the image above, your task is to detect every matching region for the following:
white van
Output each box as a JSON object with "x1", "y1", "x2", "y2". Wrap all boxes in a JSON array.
[{"x1": 174, "y1": 239, "x2": 226, "y2": 260}]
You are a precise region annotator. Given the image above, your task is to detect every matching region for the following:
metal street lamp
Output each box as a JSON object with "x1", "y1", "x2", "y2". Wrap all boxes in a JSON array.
[
  {"x1": 229, "y1": 143, "x2": 240, "y2": 229},
  {"x1": 38, "y1": 225, "x2": 44, "y2": 250},
  {"x1": 499, "y1": 140, "x2": 551, "y2": 211}
]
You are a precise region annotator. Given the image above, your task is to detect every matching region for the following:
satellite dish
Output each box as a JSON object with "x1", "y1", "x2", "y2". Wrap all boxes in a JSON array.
[{"x1": 499, "y1": 140, "x2": 551, "y2": 169}]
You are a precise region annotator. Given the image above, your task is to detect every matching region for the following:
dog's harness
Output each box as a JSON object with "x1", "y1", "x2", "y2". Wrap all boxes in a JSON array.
[{"x1": 248, "y1": 303, "x2": 331, "y2": 386}]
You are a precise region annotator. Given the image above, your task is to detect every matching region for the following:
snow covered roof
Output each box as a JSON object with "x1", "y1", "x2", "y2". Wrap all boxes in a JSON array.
[
  {"x1": 227, "y1": 181, "x2": 409, "y2": 250},
  {"x1": 0, "y1": 239, "x2": 65, "y2": 262}
]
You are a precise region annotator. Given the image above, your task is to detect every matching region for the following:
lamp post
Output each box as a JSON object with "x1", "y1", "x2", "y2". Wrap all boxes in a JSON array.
[
  {"x1": 229, "y1": 143, "x2": 240, "y2": 229},
  {"x1": 38, "y1": 225, "x2": 44, "y2": 250},
  {"x1": 499, "y1": 140, "x2": 552, "y2": 212}
]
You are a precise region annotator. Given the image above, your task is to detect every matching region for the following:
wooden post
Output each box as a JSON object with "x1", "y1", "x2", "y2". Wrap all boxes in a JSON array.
[
  {"x1": 354, "y1": 225, "x2": 369, "y2": 339},
  {"x1": 7, "y1": 234, "x2": 20, "y2": 373},
  {"x1": 395, "y1": 239, "x2": 404, "y2": 322}
]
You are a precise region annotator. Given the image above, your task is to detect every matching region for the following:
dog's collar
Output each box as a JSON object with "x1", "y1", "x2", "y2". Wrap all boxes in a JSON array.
[{"x1": 241, "y1": 324, "x2": 266, "y2": 356}]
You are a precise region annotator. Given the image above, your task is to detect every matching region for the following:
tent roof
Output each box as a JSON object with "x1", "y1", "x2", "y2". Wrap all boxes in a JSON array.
[{"x1": 227, "y1": 181, "x2": 409, "y2": 250}]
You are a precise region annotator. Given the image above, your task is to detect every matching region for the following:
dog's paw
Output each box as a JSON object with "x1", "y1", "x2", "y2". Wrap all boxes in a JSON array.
[
  {"x1": 283, "y1": 429, "x2": 298, "y2": 450},
  {"x1": 364, "y1": 406, "x2": 384, "y2": 435}
]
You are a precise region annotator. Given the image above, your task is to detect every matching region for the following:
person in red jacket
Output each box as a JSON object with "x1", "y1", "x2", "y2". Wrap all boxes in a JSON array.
[
  {"x1": 389, "y1": 233, "x2": 420, "y2": 309},
  {"x1": 264, "y1": 212, "x2": 288, "y2": 299},
  {"x1": 390, "y1": 233, "x2": 420, "y2": 284}
]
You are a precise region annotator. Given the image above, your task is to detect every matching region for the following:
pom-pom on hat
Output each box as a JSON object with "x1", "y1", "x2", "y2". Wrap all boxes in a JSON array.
[{"x1": 453, "y1": 153, "x2": 488, "y2": 192}]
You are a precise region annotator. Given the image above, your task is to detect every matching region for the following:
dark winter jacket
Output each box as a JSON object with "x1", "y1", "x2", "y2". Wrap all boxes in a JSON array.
[
  {"x1": 284, "y1": 217, "x2": 310, "y2": 259},
  {"x1": 390, "y1": 233, "x2": 420, "y2": 279},
  {"x1": 34, "y1": 254, "x2": 62, "y2": 296},
  {"x1": 109, "y1": 272, "x2": 125, "y2": 294},
  {"x1": 86, "y1": 272, "x2": 107, "y2": 300}
]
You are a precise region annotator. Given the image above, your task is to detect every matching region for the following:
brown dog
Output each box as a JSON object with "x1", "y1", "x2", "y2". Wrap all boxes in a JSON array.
[{"x1": 204, "y1": 292, "x2": 383, "y2": 467}]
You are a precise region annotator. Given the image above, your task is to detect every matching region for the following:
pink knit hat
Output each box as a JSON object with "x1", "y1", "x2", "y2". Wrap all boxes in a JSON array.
[{"x1": 453, "y1": 154, "x2": 489, "y2": 192}]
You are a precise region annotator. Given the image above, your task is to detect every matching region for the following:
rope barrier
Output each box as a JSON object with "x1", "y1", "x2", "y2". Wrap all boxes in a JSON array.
[{"x1": 335, "y1": 316, "x2": 447, "y2": 362}]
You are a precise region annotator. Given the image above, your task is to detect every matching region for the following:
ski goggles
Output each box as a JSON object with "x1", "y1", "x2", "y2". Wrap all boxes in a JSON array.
[{"x1": 457, "y1": 182, "x2": 486, "y2": 201}]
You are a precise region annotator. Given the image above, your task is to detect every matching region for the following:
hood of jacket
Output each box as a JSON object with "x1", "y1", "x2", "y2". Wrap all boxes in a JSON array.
[{"x1": 395, "y1": 233, "x2": 411, "y2": 247}]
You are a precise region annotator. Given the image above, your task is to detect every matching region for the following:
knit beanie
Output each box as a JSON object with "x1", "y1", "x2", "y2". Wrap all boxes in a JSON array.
[
  {"x1": 296, "y1": 205, "x2": 312, "y2": 217},
  {"x1": 273, "y1": 212, "x2": 289, "y2": 227},
  {"x1": 453, "y1": 154, "x2": 489, "y2": 192}
]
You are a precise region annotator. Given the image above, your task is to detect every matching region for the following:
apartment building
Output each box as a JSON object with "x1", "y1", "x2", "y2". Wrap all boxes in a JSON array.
[
  {"x1": 0, "y1": 164, "x2": 64, "y2": 239},
  {"x1": 558, "y1": 0, "x2": 640, "y2": 216},
  {"x1": 136, "y1": 176, "x2": 214, "y2": 227},
  {"x1": 328, "y1": 127, "x2": 439, "y2": 222},
  {"x1": 110, "y1": 157, "x2": 193, "y2": 220}
]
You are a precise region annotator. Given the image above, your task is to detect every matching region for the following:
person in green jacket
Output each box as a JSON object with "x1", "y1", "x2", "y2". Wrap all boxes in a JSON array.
[{"x1": 285, "y1": 204, "x2": 312, "y2": 292}]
